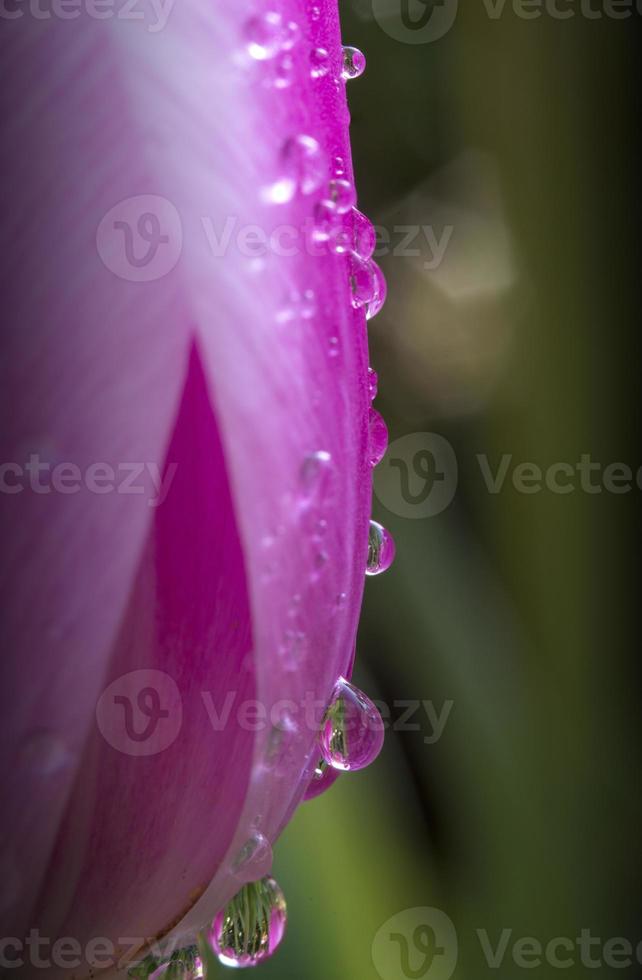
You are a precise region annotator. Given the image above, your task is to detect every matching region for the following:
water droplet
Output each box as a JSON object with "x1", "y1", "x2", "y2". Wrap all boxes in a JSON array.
[
  {"x1": 365, "y1": 261, "x2": 387, "y2": 320},
  {"x1": 273, "y1": 52, "x2": 294, "y2": 89},
  {"x1": 349, "y1": 254, "x2": 377, "y2": 308},
  {"x1": 341, "y1": 45, "x2": 366, "y2": 80},
  {"x1": 310, "y1": 546, "x2": 329, "y2": 581},
  {"x1": 325, "y1": 178, "x2": 356, "y2": 214},
  {"x1": 210, "y1": 876, "x2": 287, "y2": 968},
  {"x1": 303, "y1": 758, "x2": 340, "y2": 800},
  {"x1": 366, "y1": 520, "x2": 396, "y2": 576},
  {"x1": 329, "y1": 221, "x2": 353, "y2": 254},
  {"x1": 312, "y1": 203, "x2": 353, "y2": 253},
  {"x1": 279, "y1": 626, "x2": 308, "y2": 670},
  {"x1": 311, "y1": 4, "x2": 321, "y2": 21},
  {"x1": 232, "y1": 833, "x2": 273, "y2": 884},
  {"x1": 282, "y1": 134, "x2": 327, "y2": 196},
  {"x1": 277, "y1": 289, "x2": 317, "y2": 323},
  {"x1": 312, "y1": 200, "x2": 343, "y2": 243},
  {"x1": 333, "y1": 155, "x2": 346, "y2": 175},
  {"x1": 352, "y1": 208, "x2": 376, "y2": 259},
  {"x1": 281, "y1": 19, "x2": 300, "y2": 50},
  {"x1": 319, "y1": 678, "x2": 384, "y2": 771},
  {"x1": 299, "y1": 450, "x2": 332, "y2": 498},
  {"x1": 368, "y1": 367, "x2": 378, "y2": 401},
  {"x1": 368, "y1": 408, "x2": 388, "y2": 467},
  {"x1": 150, "y1": 954, "x2": 203, "y2": 979},
  {"x1": 302, "y1": 292, "x2": 317, "y2": 320},
  {"x1": 328, "y1": 336, "x2": 340, "y2": 358},
  {"x1": 244, "y1": 12, "x2": 285, "y2": 61},
  {"x1": 310, "y1": 47, "x2": 330, "y2": 78},
  {"x1": 287, "y1": 593, "x2": 302, "y2": 617}
]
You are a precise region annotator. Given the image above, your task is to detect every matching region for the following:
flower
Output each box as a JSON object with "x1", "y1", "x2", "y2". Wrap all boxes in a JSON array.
[{"x1": 0, "y1": 1, "x2": 388, "y2": 974}]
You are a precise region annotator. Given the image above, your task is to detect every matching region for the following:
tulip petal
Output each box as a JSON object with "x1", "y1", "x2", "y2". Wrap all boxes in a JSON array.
[{"x1": 1, "y1": 0, "x2": 371, "y2": 967}]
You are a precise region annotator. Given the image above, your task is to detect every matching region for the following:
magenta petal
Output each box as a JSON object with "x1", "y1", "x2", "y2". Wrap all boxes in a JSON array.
[
  {"x1": 33, "y1": 347, "x2": 256, "y2": 958},
  {"x1": 1, "y1": 0, "x2": 372, "y2": 960}
]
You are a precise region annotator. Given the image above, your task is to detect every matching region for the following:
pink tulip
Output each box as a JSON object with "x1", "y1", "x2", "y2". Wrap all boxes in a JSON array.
[{"x1": 0, "y1": 0, "x2": 389, "y2": 974}]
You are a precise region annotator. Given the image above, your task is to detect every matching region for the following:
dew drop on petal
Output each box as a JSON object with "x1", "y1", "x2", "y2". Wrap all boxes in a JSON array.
[
  {"x1": 232, "y1": 833, "x2": 273, "y2": 884},
  {"x1": 352, "y1": 208, "x2": 376, "y2": 259},
  {"x1": 319, "y1": 678, "x2": 385, "y2": 772},
  {"x1": 333, "y1": 155, "x2": 346, "y2": 176},
  {"x1": 300, "y1": 288, "x2": 317, "y2": 319},
  {"x1": 244, "y1": 12, "x2": 284, "y2": 61},
  {"x1": 312, "y1": 200, "x2": 343, "y2": 243},
  {"x1": 209, "y1": 876, "x2": 287, "y2": 968},
  {"x1": 341, "y1": 45, "x2": 366, "y2": 80},
  {"x1": 310, "y1": 546, "x2": 329, "y2": 581},
  {"x1": 310, "y1": 47, "x2": 330, "y2": 78},
  {"x1": 365, "y1": 261, "x2": 387, "y2": 320},
  {"x1": 279, "y1": 626, "x2": 308, "y2": 670},
  {"x1": 299, "y1": 450, "x2": 333, "y2": 499},
  {"x1": 281, "y1": 134, "x2": 327, "y2": 196},
  {"x1": 303, "y1": 758, "x2": 340, "y2": 800},
  {"x1": 326, "y1": 177, "x2": 356, "y2": 214},
  {"x1": 273, "y1": 52, "x2": 294, "y2": 89},
  {"x1": 349, "y1": 254, "x2": 377, "y2": 308},
  {"x1": 281, "y1": 19, "x2": 300, "y2": 50},
  {"x1": 329, "y1": 220, "x2": 353, "y2": 254},
  {"x1": 368, "y1": 367, "x2": 378, "y2": 401},
  {"x1": 366, "y1": 520, "x2": 396, "y2": 576},
  {"x1": 368, "y1": 408, "x2": 388, "y2": 467},
  {"x1": 311, "y1": 4, "x2": 321, "y2": 20}
]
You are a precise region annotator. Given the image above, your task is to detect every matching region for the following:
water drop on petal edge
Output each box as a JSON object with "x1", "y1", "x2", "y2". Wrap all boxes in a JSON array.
[
  {"x1": 365, "y1": 262, "x2": 387, "y2": 320},
  {"x1": 209, "y1": 876, "x2": 287, "y2": 968},
  {"x1": 326, "y1": 177, "x2": 356, "y2": 214},
  {"x1": 366, "y1": 520, "x2": 395, "y2": 576},
  {"x1": 319, "y1": 678, "x2": 385, "y2": 772},
  {"x1": 368, "y1": 408, "x2": 389, "y2": 467},
  {"x1": 341, "y1": 45, "x2": 366, "y2": 80},
  {"x1": 349, "y1": 254, "x2": 377, "y2": 308},
  {"x1": 368, "y1": 367, "x2": 379, "y2": 401},
  {"x1": 303, "y1": 758, "x2": 340, "y2": 800},
  {"x1": 352, "y1": 208, "x2": 376, "y2": 259}
]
